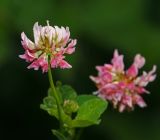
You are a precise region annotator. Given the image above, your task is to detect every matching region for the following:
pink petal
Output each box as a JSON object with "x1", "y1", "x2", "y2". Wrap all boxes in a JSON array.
[
  {"x1": 104, "y1": 64, "x2": 113, "y2": 70},
  {"x1": 55, "y1": 26, "x2": 63, "y2": 42},
  {"x1": 114, "y1": 92, "x2": 123, "y2": 101},
  {"x1": 148, "y1": 65, "x2": 157, "y2": 81},
  {"x1": 101, "y1": 72, "x2": 113, "y2": 83},
  {"x1": 44, "y1": 25, "x2": 54, "y2": 45},
  {"x1": 19, "y1": 50, "x2": 36, "y2": 62},
  {"x1": 33, "y1": 22, "x2": 42, "y2": 45},
  {"x1": 111, "y1": 49, "x2": 124, "y2": 72},
  {"x1": 134, "y1": 54, "x2": 145, "y2": 69},
  {"x1": 134, "y1": 86, "x2": 149, "y2": 94},
  {"x1": 27, "y1": 60, "x2": 40, "y2": 70},
  {"x1": 51, "y1": 58, "x2": 58, "y2": 68},
  {"x1": 118, "y1": 82, "x2": 126, "y2": 89},
  {"x1": 96, "y1": 66, "x2": 106, "y2": 72},
  {"x1": 126, "y1": 64, "x2": 138, "y2": 77},
  {"x1": 134, "y1": 95, "x2": 147, "y2": 108},
  {"x1": 21, "y1": 32, "x2": 35, "y2": 50},
  {"x1": 98, "y1": 83, "x2": 118, "y2": 94},
  {"x1": 63, "y1": 27, "x2": 70, "y2": 44},
  {"x1": 41, "y1": 63, "x2": 48, "y2": 73},
  {"x1": 37, "y1": 57, "x2": 48, "y2": 72},
  {"x1": 122, "y1": 95, "x2": 132, "y2": 108},
  {"x1": 51, "y1": 55, "x2": 64, "y2": 68},
  {"x1": 137, "y1": 65, "x2": 157, "y2": 87},
  {"x1": 90, "y1": 76, "x2": 100, "y2": 84},
  {"x1": 119, "y1": 104, "x2": 126, "y2": 112},
  {"x1": 27, "y1": 56, "x2": 48, "y2": 72},
  {"x1": 64, "y1": 39, "x2": 77, "y2": 54},
  {"x1": 59, "y1": 60, "x2": 72, "y2": 69}
]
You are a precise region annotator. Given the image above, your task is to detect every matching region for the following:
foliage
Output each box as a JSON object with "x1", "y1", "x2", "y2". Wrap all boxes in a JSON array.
[{"x1": 41, "y1": 84, "x2": 108, "y2": 139}]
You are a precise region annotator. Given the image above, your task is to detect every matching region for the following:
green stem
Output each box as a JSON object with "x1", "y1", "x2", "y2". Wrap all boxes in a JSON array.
[{"x1": 48, "y1": 57, "x2": 63, "y2": 131}]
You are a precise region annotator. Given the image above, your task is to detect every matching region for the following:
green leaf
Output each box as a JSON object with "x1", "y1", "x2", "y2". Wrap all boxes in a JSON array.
[
  {"x1": 71, "y1": 98, "x2": 108, "y2": 128},
  {"x1": 40, "y1": 95, "x2": 58, "y2": 119},
  {"x1": 40, "y1": 89, "x2": 72, "y2": 125},
  {"x1": 43, "y1": 96, "x2": 56, "y2": 108},
  {"x1": 40, "y1": 88, "x2": 57, "y2": 110},
  {"x1": 71, "y1": 119, "x2": 100, "y2": 127},
  {"x1": 41, "y1": 103, "x2": 72, "y2": 126},
  {"x1": 76, "y1": 95, "x2": 97, "y2": 106},
  {"x1": 41, "y1": 101, "x2": 72, "y2": 125},
  {"x1": 76, "y1": 98, "x2": 107, "y2": 121},
  {"x1": 52, "y1": 130, "x2": 68, "y2": 140},
  {"x1": 57, "y1": 85, "x2": 77, "y2": 101}
]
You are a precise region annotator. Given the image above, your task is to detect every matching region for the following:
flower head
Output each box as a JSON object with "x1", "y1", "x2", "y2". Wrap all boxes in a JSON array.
[
  {"x1": 19, "y1": 21, "x2": 77, "y2": 72},
  {"x1": 90, "y1": 50, "x2": 156, "y2": 112}
]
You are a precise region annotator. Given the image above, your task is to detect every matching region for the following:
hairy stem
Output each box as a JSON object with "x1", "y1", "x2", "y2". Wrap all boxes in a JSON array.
[{"x1": 48, "y1": 57, "x2": 63, "y2": 131}]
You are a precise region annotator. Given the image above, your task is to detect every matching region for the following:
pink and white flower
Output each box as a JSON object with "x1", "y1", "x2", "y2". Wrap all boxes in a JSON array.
[
  {"x1": 19, "y1": 21, "x2": 77, "y2": 72},
  {"x1": 90, "y1": 50, "x2": 156, "y2": 112}
]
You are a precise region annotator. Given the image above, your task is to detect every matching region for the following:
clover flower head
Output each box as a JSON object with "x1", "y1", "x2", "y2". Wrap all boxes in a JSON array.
[
  {"x1": 90, "y1": 50, "x2": 156, "y2": 112},
  {"x1": 19, "y1": 21, "x2": 77, "y2": 72}
]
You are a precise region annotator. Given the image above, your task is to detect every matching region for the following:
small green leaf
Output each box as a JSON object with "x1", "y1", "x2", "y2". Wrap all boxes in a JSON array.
[
  {"x1": 76, "y1": 95, "x2": 97, "y2": 106},
  {"x1": 56, "y1": 81, "x2": 62, "y2": 87},
  {"x1": 43, "y1": 96, "x2": 56, "y2": 108},
  {"x1": 71, "y1": 98, "x2": 108, "y2": 128},
  {"x1": 40, "y1": 96, "x2": 58, "y2": 119},
  {"x1": 57, "y1": 85, "x2": 77, "y2": 101},
  {"x1": 52, "y1": 130, "x2": 68, "y2": 140}
]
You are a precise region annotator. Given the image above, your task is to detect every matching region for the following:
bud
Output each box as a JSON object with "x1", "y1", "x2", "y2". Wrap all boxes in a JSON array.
[{"x1": 63, "y1": 100, "x2": 79, "y2": 115}]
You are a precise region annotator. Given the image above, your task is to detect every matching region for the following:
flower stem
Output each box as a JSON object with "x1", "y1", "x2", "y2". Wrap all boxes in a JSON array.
[{"x1": 48, "y1": 57, "x2": 63, "y2": 131}]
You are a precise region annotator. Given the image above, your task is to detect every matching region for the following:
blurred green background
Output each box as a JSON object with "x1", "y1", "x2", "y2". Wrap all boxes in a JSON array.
[{"x1": 0, "y1": 0, "x2": 160, "y2": 140}]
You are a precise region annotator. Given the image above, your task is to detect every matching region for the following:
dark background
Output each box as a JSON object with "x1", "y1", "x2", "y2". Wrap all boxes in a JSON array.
[{"x1": 0, "y1": 0, "x2": 160, "y2": 140}]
